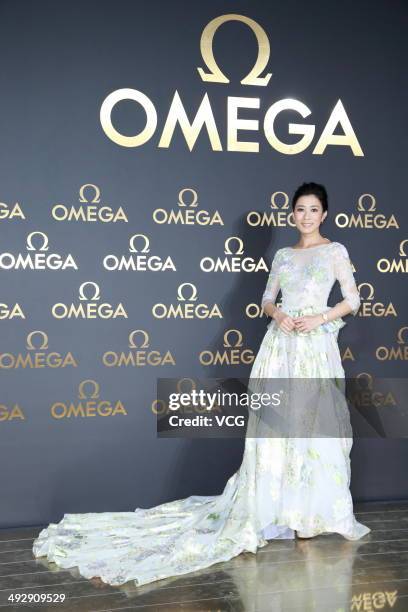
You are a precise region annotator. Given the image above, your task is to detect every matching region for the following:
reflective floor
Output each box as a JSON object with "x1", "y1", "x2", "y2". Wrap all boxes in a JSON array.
[{"x1": 1, "y1": 500, "x2": 407, "y2": 611}]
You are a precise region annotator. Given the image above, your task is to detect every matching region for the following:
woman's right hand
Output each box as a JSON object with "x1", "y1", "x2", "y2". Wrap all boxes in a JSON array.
[{"x1": 273, "y1": 309, "x2": 295, "y2": 334}]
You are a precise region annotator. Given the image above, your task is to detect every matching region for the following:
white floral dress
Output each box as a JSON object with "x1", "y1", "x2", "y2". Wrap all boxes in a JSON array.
[{"x1": 32, "y1": 241, "x2": 370, "y2": 587}]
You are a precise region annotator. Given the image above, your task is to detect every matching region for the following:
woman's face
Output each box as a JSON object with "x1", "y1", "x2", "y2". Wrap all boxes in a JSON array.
[{"x1": 293, "y1": 195, "x2": 327, "y2": 235}]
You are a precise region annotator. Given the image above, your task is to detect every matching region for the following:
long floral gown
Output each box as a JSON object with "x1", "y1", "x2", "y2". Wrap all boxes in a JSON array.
[{"x1": 32, "y1": 241, "x2": 371, "y2": 586}]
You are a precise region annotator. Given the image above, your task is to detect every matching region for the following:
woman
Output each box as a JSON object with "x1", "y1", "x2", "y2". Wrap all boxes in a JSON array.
[{"x1": 32, "y1": 182, "x2": 370, "y2": 586}]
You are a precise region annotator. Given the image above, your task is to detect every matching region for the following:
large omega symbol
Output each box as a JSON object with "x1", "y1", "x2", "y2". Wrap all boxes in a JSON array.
[{"x1": 197, "y1": 14, "x2": 272, "y2": 86}]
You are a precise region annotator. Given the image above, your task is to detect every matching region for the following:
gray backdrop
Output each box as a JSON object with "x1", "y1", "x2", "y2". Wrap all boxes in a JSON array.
[{"x1": 0, "y1": 0, "x2": 407, "y2": 527}]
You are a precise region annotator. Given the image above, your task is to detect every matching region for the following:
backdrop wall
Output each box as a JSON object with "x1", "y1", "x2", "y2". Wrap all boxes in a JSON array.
[{"x1": 0, "y1": 0, "x2": 406, "y2": 527}]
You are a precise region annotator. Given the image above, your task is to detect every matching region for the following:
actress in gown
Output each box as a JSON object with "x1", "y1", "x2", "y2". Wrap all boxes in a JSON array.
[{"x1": 32, "y1": 182, "x2": 371, "y2": 586}]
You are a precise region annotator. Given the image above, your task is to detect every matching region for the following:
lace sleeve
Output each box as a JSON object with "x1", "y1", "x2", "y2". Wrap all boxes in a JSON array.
[
  {"x1": 333, "y1": 243, "x2": 361, "y2": 316},
  {"x1": 261, "y1": 249, "x2": 281, "y2": 311}
]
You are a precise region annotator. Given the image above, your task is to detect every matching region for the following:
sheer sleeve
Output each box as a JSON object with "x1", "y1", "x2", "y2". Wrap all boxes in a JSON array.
[
  {"x1": 333, "y1": 243, "x2": 361, "y2": 316},
  {"x1": 261, "y1": 249, "x2": 281, "y2": 312}
]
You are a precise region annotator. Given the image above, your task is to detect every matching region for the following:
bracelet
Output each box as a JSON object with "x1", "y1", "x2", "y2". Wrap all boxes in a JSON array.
[{"x1": 321, "y1": 312, "x2": 329, "y2": 324}]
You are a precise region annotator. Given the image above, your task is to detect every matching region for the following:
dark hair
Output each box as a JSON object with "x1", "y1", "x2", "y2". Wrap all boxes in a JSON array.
[{"x1": 292, "y1": 182, "x2": 328, "y2": 212}]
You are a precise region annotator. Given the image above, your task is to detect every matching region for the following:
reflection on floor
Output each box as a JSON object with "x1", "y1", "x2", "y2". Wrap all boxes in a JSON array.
[{"x1": 0, "y1": 500, "x2": 407, "y2": 611}]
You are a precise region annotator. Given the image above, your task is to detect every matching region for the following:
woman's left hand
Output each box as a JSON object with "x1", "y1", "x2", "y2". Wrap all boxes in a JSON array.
[{"x1": 292, "y1": 314, "x2": 322, "y2": 333}]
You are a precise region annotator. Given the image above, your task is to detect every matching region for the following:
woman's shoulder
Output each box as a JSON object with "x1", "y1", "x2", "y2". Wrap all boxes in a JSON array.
[
  {"x1": 330, "y1": 241, "x2": 352, "y2": 258},
  {"x1": 273, "y1": 246, "x2": 288, "y2": 259}
]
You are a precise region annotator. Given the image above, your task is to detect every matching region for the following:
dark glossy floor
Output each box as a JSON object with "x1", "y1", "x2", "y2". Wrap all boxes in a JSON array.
[{"x1": 1, "y1": 500, "x2": 408, "y2": 611}]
